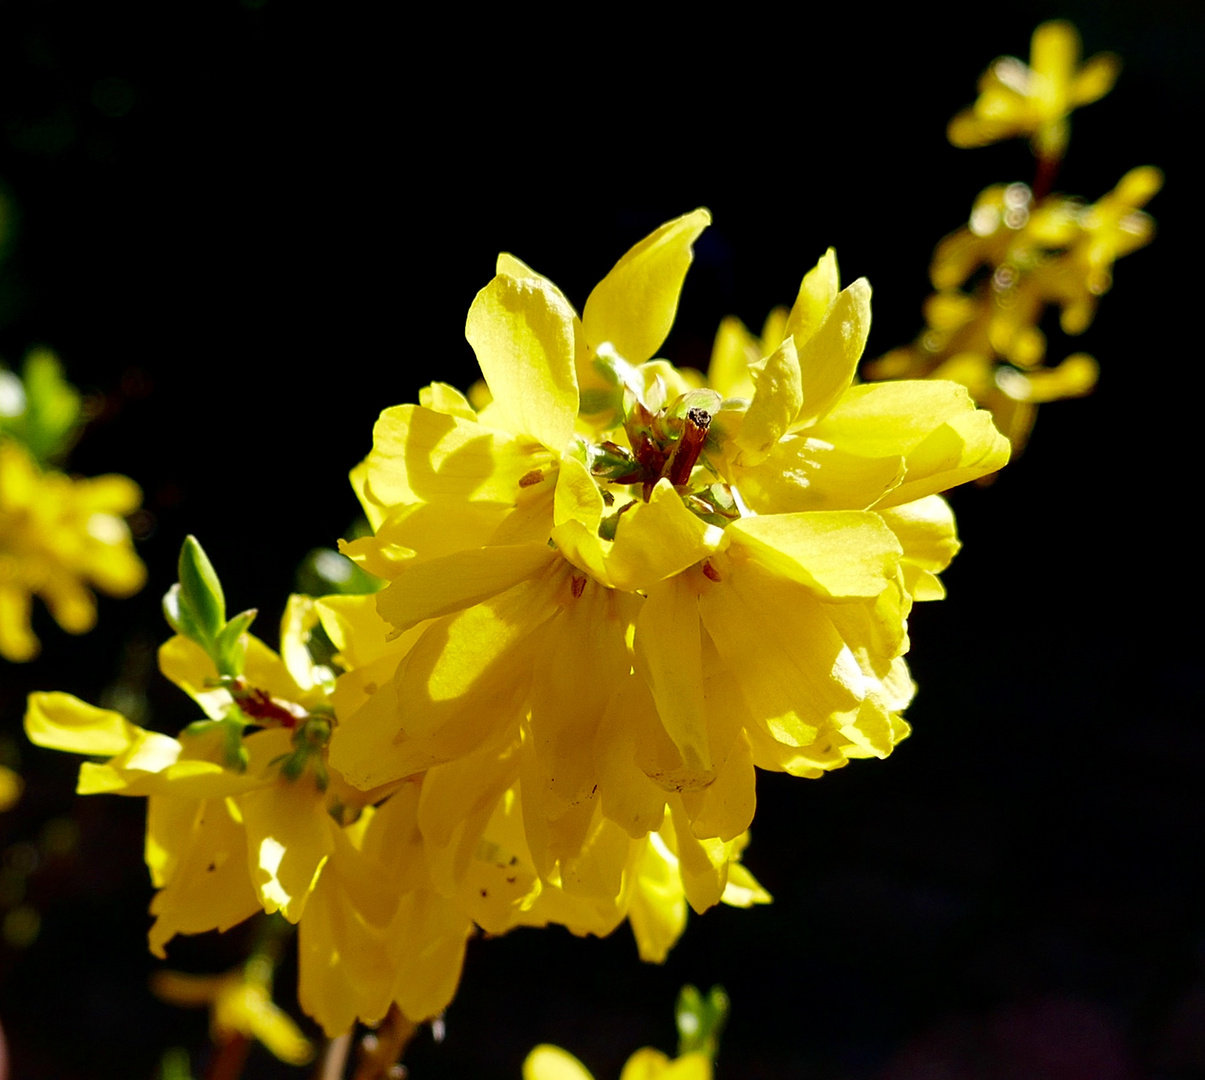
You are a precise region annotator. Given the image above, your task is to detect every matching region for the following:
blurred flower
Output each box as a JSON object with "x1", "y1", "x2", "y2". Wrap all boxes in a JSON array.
[
  {"x1": 0, "y1": 438, "x2": 145, "y2": 661},
  {"x1": 524, "y1": 1043, "x2": 711, "y2": 1080},
  {"x1": 152, "y1": 956, "x2": 314, "y2": 1066},
  {"x1": 948, "y1": 20, "x2": 1119, "y2": 159},
  {"x1": 867, "y1": 169, "x2": 1159, "y2": 451},
  {"x1": 0, "y1": 767, "x2": 21, "y2": 812}
]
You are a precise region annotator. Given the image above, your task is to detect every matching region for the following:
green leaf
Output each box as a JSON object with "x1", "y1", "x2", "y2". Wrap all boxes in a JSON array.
[
  {"x1": 21, "y1": 348, "x2": 82, "y2": 463},
  {"x1": 295, "y1": 548, "x2": 384, "y2": 596},
  {"x1": 162, "y1": 583, "x2": 204, "y2": 642},
  {"x1": 158, "y1": 1047, "x2": 196, "y2": 1080},
  {"x1": 213, "y1": 607, "x2": 258, "y2": 678},
  {"x1": 177, "y1": 536, "x2": 226, "y2": 646}
]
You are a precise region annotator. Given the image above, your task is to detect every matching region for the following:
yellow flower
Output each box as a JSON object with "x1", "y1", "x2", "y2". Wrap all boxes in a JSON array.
[
  {"x1": 25, "y1": 583, "x2": 763, "y2": 1037},
  {"x1": 152, "y1": 957, "x2": 314, "y2": 1066},
  {"x1": 0, "y1": 438, "x2": 145, "y2": 661},
  {"x1": 524, "y1": 1044, "x2": 711, "y2": 1080},
  {"x1": 866, "y1": 168, "x2": 1158, "y2": 451},
  {"x1": 0, "y1": 766, "x2": 21, "y2": 812},
  {"x1": 948, "y1": 20, "x2": 1120, "y2": 158},
  {"x1": 332, "y1": 216, "x2": 1007, "y2": 879}
]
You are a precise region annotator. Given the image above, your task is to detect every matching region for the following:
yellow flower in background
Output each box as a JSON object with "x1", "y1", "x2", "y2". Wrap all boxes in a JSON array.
[
  {"x1": 0, "y1": 765, "x2": 21, "y2": 812},
  {"x1": 0, "y1": 438, "x2": 145, "y2": 661},
  {"x1": 524, "y1": 1044, "x2": 711, "y2": 1080},
  {"x1": 866, "y1": 167, "x2": 1159, "y2": 451},
  {"x1": 152, "y1": 957, "x2": 314, "y2": 1066},
  {"x1": 523, "y1": 984, "x2": 726, "y2": 1080},
  {"x1": 948, "y1": 20, "x2": 1119, "y2": 158}
]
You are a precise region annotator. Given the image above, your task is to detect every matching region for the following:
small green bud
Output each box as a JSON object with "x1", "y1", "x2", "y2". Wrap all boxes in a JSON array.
[
  {"x1": 177, "y1": 536, "x2": 226, "y2": 647},
  {"x1": 676, "y1": 984, "x2": 729, "y2": 1061}
]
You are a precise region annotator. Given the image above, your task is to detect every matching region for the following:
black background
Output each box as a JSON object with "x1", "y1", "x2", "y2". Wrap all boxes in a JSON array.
[{"x1": 0, "y1": 1, "x2": 1200, "y2": 1077}]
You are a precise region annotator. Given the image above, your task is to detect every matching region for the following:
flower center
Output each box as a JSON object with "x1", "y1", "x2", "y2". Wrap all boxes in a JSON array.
[{"x1": 580, "y1": 389, "x2": 744, "y2": 539}]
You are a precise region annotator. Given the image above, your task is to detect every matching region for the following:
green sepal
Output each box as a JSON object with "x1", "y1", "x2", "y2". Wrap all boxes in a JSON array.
[
  {"x1": 176, "y1": 536, "x2": 226, "y2": 647},
  {"x1": 181, "y1": 716, "x2": 248, "y2": 772},
  {"x1": 213, "y1": 608, "x2": 257, "y2": 678},
  {"x1": 676, "y1": 984, "x2": 729, "y2": 1061},
  {"x1": 578, "y1": 386, "x2": 621, "y2": 417}
]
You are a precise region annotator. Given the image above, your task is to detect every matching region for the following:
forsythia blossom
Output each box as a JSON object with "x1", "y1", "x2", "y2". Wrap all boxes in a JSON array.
[
  {"x1": 334, "y1": 211, "x2": 1007, "y2": 917},
  {"x1": 870, "y1": 19, "x2": 1160, "y2": 453},
  {"x1": 25, "y1": 545, "x2": 766, "y2": 1039},
  {"x1": 947, "y1": 20, "x2": 1119, "y2": 159},
  {"x1": 0, "y1": 437, "x2": 145, "y2": 661},
  {"x1": 24, "y1": 212, "x2": 1006, "y2": 1041}
]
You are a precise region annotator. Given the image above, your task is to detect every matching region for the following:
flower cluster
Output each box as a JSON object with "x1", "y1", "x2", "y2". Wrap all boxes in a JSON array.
[
  {"x1": 26, "y1": 537, "x2": 767, "y2": 1040},
  {"x1": 26, "y1": 211, "x2": 1007, "y2": 1042},
  {"x1": 867, "y1": 21, "x2": 1159, "y2": 452},
  {"x1": 866, "y1": 169, "x2": 1160, "y2": 449}
]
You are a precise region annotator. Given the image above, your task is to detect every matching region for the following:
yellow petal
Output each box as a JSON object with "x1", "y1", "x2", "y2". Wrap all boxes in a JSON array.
[
  {"x1": 626, "y1": 831, "x2": 688, "y2": 963},
  {"x1": 728, "y1": 512, "x2": 901, "y2": 599},
  {"x1": 418, "y1": 381, "x2": 478, "y2": 421},
  {"x1": 0, "y1": 587, "x2": 37, "y2": 662},
  {"x1": 240, "y1": 780, "x2": 334, "y2": 923},
  {"x1": 1071, "y1": 53, "x2": 1120, "y2": 106},
  {"x1": 1030, "y1": 20, "x2": 1078, "y2": 91},
  {"x1": 607, "y1": 481, "x2": 721, "y2": 592},
  {"x1": 582, "y1": 209, "x2": 710, "y2": 366},
  {"x1": 524, "y1": 1045, "x2": 596, "y2": 1080},
  {"x1": 781, "y1": 248, "x2": 839, "y2": 349},
  {"x1": 214, "y1": 979, "x2": 314, "y2": 1064},
  {"x1": 706, "y1": 316, "x2": 759, "y2": 399},
  {"x1": 734, "y1": 434, "x2": 904, "y2": 514},
  {"x1": 735, "y1": 336, "x2": 802, "y2": 465},
  {"x1": 376, "y1": 542, "x2": 557, "y2": 633},
  {"x1": 387, "y1": 888, "x2": 473, "y2": 1021},
  {"x1": 698, "y1": 557, "x2": 863, "y2": 746},
  {"x1": 25, "y1": 692, "x2": 139, "y2": 756},
  {"x1": 808, "y1": 381, "x2": 1009, "y2": 505},
  {"x1": 794, "y1": 278, "x2": 871, "y2": 428},
  {"x1": 466, "y1": 271, "x2": 578, "y2": 451},
  {"x1": 622, "y1": 1049, "x2": 712, "y2": 1080},
  {"x1": 877, "y1": 496, "x2": 960, "y2": 602},
  {"x1": 721, "y1": 859, "x2": 772, "y2": 908},
  {"x1": 635, "y1": 577, "x2": 709, "y2": 773},
  {"x1": 148, "y1": 796, "x2": 261, "y2": 957},
  {"x1": 360, "y1": 404, "x2": 550, "y2": 508}
]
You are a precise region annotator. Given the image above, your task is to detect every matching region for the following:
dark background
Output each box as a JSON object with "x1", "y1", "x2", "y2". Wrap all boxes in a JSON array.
[{"x1": 0, "y1": 1, "x2": 1200, "y2": 1077}]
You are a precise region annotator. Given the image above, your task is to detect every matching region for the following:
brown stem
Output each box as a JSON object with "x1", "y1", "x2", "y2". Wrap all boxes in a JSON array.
[
  {"x1": 316, "y1": 1033, "x2": 353, "y2": 1080},
  {"x1": 353, "y1": 1005, "x2": 420, "y2": 1080},
  {"x1": 1032, "y1": 152, "x2": 1061, "y2": 203},
  {"x1": 205, "y1": 1034, "x2": 252, "y2": 1080}
]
